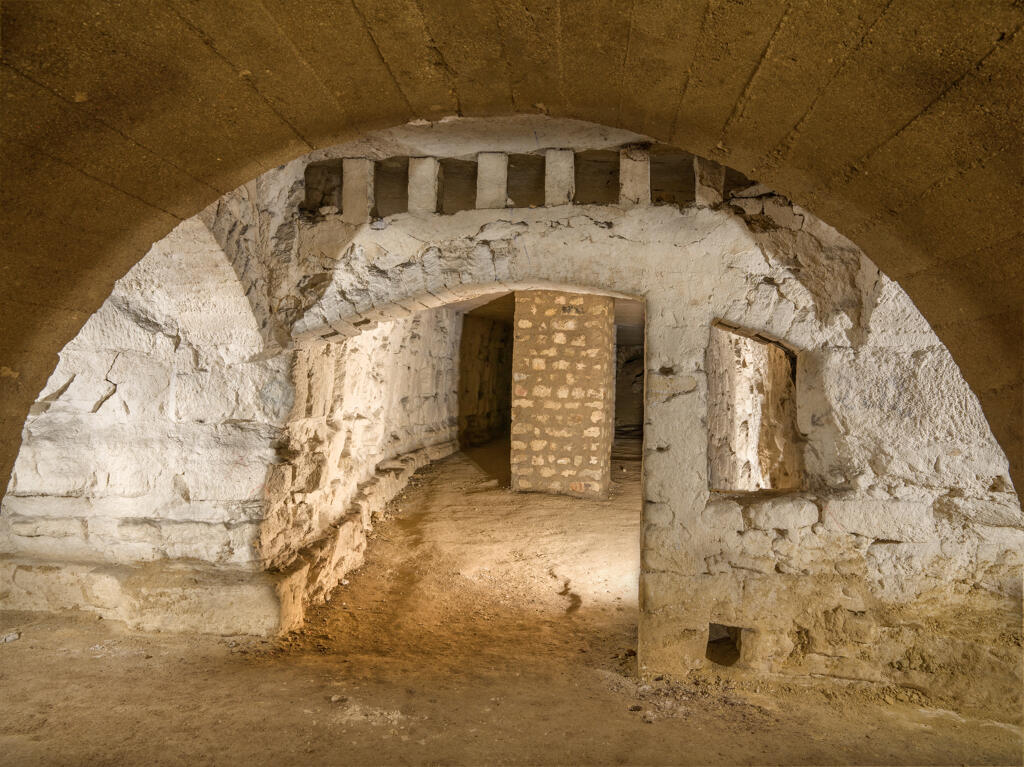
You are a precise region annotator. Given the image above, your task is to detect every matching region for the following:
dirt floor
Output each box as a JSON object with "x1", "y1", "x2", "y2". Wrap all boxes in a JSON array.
[{"x1": 1, "y1": 446, "x2": 1021, "y2": 766}]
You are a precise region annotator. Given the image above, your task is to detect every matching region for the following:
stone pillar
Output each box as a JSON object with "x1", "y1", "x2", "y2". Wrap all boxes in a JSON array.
[
  {"x1": 619, "y1": 146, "x2": 650, "y2": 207},
  {"x1": 342, "y1": 158, "x2": 375, "y2": 224},
  {"x1": 407, "y1": 157, "x2": 441, "y2": 214},
  {"x1": 544, "y1": 149, "x2": 575, "y2": 206},
  {"x1": 476, "y1": 152, "x2": 508, "y2": 209},
  {"x1": 510, "y1": 290, "x2": 615, "y2": 498},
  {"x1": 693, "y1": 155, "x2": 725, "y2": 207}
]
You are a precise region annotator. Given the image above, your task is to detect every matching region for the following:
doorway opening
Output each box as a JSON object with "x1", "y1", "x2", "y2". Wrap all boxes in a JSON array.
[{"x1": 456, "y1": 292, "x2": 515, "y2": 485}]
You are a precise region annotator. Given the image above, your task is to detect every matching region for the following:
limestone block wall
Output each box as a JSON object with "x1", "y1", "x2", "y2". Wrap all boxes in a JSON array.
[
  {"x1": 258, "y1": 309, "x2": 460, "y2": 613},
  {"x1": 510, "y1": 291, "x2": 615, "y2": 498},
  {"x1": 0, "y1": 219, "x2": 296, "y2": 633},
  {"x1": 457, "y1": 315, "x2": 513, "y2": 447},
  {"x1": 0, "y1": 219, "x2": 291, "y2": 571}
]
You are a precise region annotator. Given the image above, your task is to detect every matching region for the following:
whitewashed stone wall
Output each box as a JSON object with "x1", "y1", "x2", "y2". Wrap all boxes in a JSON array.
[
  {"x1": 0, "y1": 218, "x2": 461, "y2": 633},
  {"x1": 259, "y1": 311, "x2": 460, "y2": 623},
  {"x1": 0, "y1": 219, "x2": 290, "y2": 570},
  {"x1": 1, "y1": 118, "x2": 1019, "y2": 711},
  {"x1": 267, "y1": 118, "x2": 1020, "y2": 709},
  {"x1": 0, "y1": 219, "x2": 294, "y2": 633}
]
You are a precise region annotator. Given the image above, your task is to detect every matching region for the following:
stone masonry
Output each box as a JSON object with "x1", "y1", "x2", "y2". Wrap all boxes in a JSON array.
[
  {"x1": 510, "y1": 291, "x2": 615, "y2": 498},
  {"x1": 2, "y1": 118, "x2": 1020, "y2": 714}
]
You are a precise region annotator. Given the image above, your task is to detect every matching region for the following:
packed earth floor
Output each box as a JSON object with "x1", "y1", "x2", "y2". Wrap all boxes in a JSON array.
[{"x1": 0, "y1": 445, "x2": 1020, "y2": 766}]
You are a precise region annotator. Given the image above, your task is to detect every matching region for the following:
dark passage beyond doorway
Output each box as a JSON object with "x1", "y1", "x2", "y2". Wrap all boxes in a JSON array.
[{"x1": 457, "y1": 293, "x2": 515, "y2": 485}]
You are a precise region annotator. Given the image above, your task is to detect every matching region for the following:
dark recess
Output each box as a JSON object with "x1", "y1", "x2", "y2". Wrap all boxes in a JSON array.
[
  {"x1": 507, "y1": 153, "x2": 546, "y2": 208},
  {"x1": 373, "y1": 157, "x2": 409, "y2": 218},
  {"x1": 440, "y1": 158, "x2": 478, "y2": 215},
  {"x1": 706, "y1": 623, "x2": 742, "y2": 667},
  {"x1": 573, "y1": 150, "x2": 620, "y2": 205},
  {"x1": 302, "y1": 160, "x2": 343, "y2": 213},
  {"x1": 650, "y1": 149, "x2": 695, "y2": 207}
]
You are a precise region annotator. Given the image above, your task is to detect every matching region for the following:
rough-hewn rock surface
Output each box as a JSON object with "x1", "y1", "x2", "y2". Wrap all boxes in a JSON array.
[
  {"x1": 1, "y1": 121, "x2": 1019, "y2": 714},
  {"x1": 707, "y1": 324, "x2": 802, "y2": 492},
  {"x1": 259, "y1": 310, "x2": 460, "y2": 627}
]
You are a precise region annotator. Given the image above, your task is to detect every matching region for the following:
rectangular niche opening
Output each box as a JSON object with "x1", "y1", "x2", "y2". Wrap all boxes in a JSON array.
[
  {"x1": 707, "y1": 322, "x2": 803, "y2": 493},
  {"x1": 507, "y1": 153, "x2": 546, "y2": 208},
  {"x1": 439, "y1": 158, "x2": 478, "y2": 215},
  {"x1": 573, "y1": 149, "x2": 620, "y2": 205},
  {"x1": 649, "y1": 148, "x2": 695, "y2": 207},
  {"x1": 373, "y1": 156, "x2": 409, "y2": 218},
  {"x1": 302, "y1": 159, "x2": 343, "y2": 213},
  {"x1": 706, "y1": 623, "x2": 742, "y2": 667}
]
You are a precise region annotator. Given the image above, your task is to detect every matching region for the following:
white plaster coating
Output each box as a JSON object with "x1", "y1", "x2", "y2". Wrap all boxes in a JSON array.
[
  {"x1": 1, "y1": 118, "x2": 1019, "y2": 710},
  {"x1": 408, "y1": 156, "x2": 440, "y2": 214},
  {"x1": 342, "y1": 158, "x2": 375, "y2": 225}
]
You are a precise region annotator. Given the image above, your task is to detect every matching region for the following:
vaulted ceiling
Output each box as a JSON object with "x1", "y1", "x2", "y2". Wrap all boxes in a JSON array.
[{"x1": 1, "y1": 0, "x2": 1021, "y2": 488}]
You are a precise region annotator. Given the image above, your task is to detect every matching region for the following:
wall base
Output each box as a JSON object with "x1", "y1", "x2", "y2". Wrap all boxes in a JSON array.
[
  {"x1": 0, "y1": 556, "x2": 294, "y2": 635},
  {"x1": 279, "y1": 439, "x2": 459, "y2": 628}
]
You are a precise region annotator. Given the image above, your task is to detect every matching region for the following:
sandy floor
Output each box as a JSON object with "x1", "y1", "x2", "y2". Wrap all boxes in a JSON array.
[{"x1": 1, "y1": 447, "x2": 1021, "y2": 766}]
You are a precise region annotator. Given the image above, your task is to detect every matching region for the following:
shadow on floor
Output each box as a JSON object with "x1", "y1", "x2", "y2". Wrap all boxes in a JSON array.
[{"x1": 460, "y1": 436, "x2": 512, "y2": 487}]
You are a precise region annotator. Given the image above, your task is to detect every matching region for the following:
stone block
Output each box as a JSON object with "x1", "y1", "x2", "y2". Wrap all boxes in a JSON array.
[
  {"x1": 619, "y1": 147, "x2": 650, "y2": 207},
  {"x1": 408, "y1": 157, "x2": 440, "y2": 214},
  {"x1": 544, "y1": 149, "x2": 574, "y2": 206},
  {"x1": 823, "y1": 499, "x2": 936, "y2": 543},
  {"x1": 701, "y1": 499, "x2": 744, "y2": 532},
  {"x1": 747, "y1": 497, "x2": 819, "y2": 530},
  {"x1": 476, "y1": 152, "x2": 508, "y2": 209},
  {"x1": 342, "y1": 158, "x2": 375, "y2": 225}
]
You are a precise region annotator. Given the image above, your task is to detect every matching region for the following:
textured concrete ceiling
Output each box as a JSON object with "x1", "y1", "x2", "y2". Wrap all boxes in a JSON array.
[{"x1": 1, "y1": 0, "x2": 1021, "y2": 489}]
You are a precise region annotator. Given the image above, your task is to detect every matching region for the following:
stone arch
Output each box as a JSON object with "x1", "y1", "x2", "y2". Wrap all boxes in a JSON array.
[
  {"x1": 1, "y1": 120, "x2": 1021, "y2": 709},
  {"x1": 266, "y1": 278, "x2": 644, "y2": 631},
  {"x1": 4, "y1": 5, "x2": 1021, "y2": 496},
  {"x1": 224, "y1": 142, "x2": 1017, "y2": 689}
]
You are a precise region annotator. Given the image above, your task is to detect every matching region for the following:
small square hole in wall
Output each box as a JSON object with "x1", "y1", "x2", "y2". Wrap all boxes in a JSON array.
[
  {"x1": 507, "y1": 153, "x2": 546, "y2": 208},
  {"x1": 649, "y1": 147, "x2": 695, "y2": 207},
  {"x1": 706, "y1": 623, "x2": 742, "y2": 667}
]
